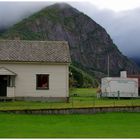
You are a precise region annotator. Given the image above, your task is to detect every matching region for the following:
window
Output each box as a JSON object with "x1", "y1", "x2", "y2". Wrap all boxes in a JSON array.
[
  {"x1": 7, "y1": 76, "x2": 15, "y2": 87},
  {"x1": 36, "y1": 74, "x2": 49, "y2": 90}
]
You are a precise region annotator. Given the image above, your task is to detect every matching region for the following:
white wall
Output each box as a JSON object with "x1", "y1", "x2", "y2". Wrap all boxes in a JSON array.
[
  {"x1": 0, "y1": 63, "x2": 69, "y2": 98},
  {"x1": 7, "y1": 87, "x2": 15, "y2": 97},
  {"x1": 101, "y1": 77, "x2": 138, "y2": 97}
]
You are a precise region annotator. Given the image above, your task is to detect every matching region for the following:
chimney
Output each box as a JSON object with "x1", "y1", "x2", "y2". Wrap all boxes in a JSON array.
[{"x1": 120, "y1": 71, "x2": 127, "y2": 78}]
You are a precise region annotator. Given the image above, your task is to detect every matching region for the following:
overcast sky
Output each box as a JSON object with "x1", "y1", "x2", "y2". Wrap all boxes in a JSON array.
[{"x1": 0, "y1": 0, "x2": 140, "y2": 58}]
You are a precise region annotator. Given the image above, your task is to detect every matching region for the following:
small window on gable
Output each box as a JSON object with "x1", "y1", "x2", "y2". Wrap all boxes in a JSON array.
[{"x1": 36, "y1": 74, "x2": 49, "y2": 90}]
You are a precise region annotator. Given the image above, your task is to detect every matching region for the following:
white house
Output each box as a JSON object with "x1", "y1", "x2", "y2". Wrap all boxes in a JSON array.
[
  {"x1": 0, "y1": 40, "x2": 71, "y2": 102},
  {"x1": 101, "y1": 71, "x2": 139, "y2": 98}
]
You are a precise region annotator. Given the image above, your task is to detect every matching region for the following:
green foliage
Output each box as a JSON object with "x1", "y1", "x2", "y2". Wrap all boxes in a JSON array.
[
  {"x1": 25, "y1": 7, "x2": 61, "y2": 23},
  {"x1": 70, "y1": 66, "x2": 84, "y2": 87},
  {"x1": 69, "y1": 64, "x2": 97, "y2": 88},
  {"x1": 64, "y1": 16, "x2": 75, "y2": 31}
]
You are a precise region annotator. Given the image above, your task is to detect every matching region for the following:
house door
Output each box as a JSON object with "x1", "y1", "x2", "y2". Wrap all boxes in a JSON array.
[{"x1": 0, "y1": 76, "x2": 7, "y2": 96}]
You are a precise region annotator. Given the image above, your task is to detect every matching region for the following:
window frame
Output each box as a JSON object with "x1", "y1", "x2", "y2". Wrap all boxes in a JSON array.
[{"x1": 36, "y1": 74, "x2": 49, "y2": 90}]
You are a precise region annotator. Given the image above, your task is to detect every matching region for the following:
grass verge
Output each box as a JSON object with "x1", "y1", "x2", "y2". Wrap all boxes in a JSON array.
[{"x1": 0, "y1": 88, "x2": 139, "y2": 110}]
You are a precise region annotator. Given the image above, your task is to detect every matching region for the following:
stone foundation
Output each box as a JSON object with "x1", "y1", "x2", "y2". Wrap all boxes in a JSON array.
[{"x1": 0, "y1": 106, "x2": 140, "y2": 114}]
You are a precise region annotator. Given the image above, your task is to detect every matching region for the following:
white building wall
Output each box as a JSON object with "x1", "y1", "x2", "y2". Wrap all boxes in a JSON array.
[
  {"x1": 0, "y1": 63, "x2": 69, "y2": 98},
  {"x1": 7, "y1": 87, "x2": 15, "y2": 97},
  {"x1": 101, "y1": 77, "x2": 138, "y2": 97}
]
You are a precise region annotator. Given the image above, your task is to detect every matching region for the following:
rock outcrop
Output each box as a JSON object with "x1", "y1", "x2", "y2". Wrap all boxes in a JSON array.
[{"x1": 1, "y1": 3, "x2": 140, "y2": 79}]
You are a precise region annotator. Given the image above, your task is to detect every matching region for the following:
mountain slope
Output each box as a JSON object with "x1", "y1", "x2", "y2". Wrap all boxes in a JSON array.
[
  {"x1": 131, "y1": 57, "x2": 140, "y2": 67},
  {"x1": 1, "y1": 3, "x2": 140, "y2": 80}
]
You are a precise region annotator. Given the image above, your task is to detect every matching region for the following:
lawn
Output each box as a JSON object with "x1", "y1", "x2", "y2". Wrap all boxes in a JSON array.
[
  {"x1": 0, "y1": 112, "x2": 139, "y2": 138},
  {"x1": 70, "y1": 88, "x2": 140, "y2": 107},
  {"x1": 0, "y1": 88, "x2": 140, "y2": 110}
]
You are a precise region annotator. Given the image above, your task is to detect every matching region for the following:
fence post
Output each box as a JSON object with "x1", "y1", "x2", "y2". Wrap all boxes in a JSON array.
[
  {"x1": 93, "y1": 94, "x2": 95, "y2": 107},
  {"x1": 113, "y1": 94, "x2": 115, "y2": 107},
  {"x1": 72, "y1": 94, "x2": 74, "y2": 108},
  {"x1": 131, "y1": 93, "x2": 133, "y2": 106},
  {"x1": 117, "y1": 91, "x2": 120, "y2": 100}
]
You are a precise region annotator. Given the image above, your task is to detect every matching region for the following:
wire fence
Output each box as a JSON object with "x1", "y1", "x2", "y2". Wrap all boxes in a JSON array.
[
  {"x1": 0, "y1": 89, "x2": 139, "y2": 110},
  {"x1": 69, "y1": 90, "x2": 140, "y2": 108}
]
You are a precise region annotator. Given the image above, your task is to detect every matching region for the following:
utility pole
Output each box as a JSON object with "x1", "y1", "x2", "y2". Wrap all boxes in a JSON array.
[{"x1": 107, "y1": 54, "x2": 110, "y2": 77}]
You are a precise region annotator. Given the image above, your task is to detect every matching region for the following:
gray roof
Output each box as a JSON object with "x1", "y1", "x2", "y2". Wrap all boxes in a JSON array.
[{"x1": 0, "y1": 40, "x2": 71, "y2": 63}]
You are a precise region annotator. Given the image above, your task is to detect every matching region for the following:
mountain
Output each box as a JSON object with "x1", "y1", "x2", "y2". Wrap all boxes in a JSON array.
[
  {"x1": 0, "y1": 3, "x2": 140, "y2": 86},
  {"x1": 131, "y1": 57, "x2": 140, "y2": 66}
]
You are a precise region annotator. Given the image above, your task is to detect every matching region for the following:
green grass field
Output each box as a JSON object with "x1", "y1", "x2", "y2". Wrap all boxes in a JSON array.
[
  {"x1": 0, "y1": 88, "x2": 140, "y2": 110},
  {"x1": 0, "y1": 112, "x2": 140, "y2": 138}
]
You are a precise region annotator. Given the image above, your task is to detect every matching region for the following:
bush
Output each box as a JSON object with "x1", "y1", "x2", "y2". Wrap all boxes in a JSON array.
[{"x1": 69, "y1": 65, "x2": 97, "y2": 88}]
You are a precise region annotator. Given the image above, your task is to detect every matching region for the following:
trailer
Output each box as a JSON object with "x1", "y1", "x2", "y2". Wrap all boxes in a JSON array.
[
  {"x1": 128, "y1": 75, "x2": 140, "y2": 96},
  {"x1": 101, "y1": 71, "x2": 139, "y2": 98}
]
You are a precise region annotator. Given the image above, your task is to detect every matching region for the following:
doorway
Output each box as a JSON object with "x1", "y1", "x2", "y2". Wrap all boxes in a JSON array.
[{"x1": 0, "y1": 75, "x2": 7, "y2": 96}]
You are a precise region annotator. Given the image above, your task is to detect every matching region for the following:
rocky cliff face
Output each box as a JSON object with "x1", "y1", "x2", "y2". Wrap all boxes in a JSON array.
[{"x1": 1, "y1": 3, "x2": 140, "y2": 78}]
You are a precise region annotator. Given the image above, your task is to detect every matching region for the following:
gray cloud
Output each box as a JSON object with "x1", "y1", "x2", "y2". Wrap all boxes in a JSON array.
[
  {"x1": 0, "y1": 1, "x2": 140, "y2": 58},
  {"x1": 0, "y1": 2, "x2": 52, "y2": 28},
  {"x1": 70, "y1": 2, "x2": 140, "y2": 58}
]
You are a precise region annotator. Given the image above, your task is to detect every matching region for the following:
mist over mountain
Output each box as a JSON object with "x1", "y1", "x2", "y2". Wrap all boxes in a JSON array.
[
  {"x1": 0, "y1": 2, "x2": 52, "y2": 29},
  {"x1": 0, "y1": 3, "x2": 140, "y2": 86},
  {"x1": 0, "y1": 2, "x2": 140, "y2": 60}
]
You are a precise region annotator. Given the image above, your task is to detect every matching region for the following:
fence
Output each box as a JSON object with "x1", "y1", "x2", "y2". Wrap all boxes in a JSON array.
[{"x1": 69, "y1": 88, "x2": 140, "y2": 108}]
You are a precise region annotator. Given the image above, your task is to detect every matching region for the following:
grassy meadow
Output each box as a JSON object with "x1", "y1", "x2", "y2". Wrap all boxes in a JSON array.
[
  {"x1": 0, "y1": 88, "x2": 140, "y2": 138},
  {"x1": 0, "y1": 88, "x2": 139, "y2": 110},
  {"x1": 0, "y1": 112, "x2": 140, "y2": 138}
]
